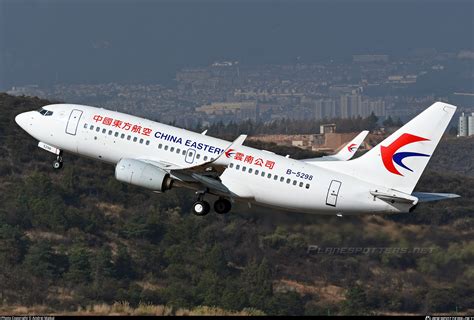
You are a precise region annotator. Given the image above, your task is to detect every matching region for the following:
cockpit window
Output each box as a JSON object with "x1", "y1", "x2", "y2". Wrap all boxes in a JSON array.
[{"x1": 36, "y1": 108, "x2": 53, "y2": 116}]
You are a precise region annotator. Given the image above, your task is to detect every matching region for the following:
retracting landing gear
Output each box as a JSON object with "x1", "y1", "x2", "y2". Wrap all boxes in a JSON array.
[
  {"x1": 191, "y1": 191, "x2": 232, "y2": 216},
  {"x1": 192, "y1": 190, "x2": 210, "y2": 216},
  {"x1": 214, "y1": 198, "x2": 232, "y2": 214},
  {"x1": 52, "y1": 153, "x2": 63, "y2": 170}
]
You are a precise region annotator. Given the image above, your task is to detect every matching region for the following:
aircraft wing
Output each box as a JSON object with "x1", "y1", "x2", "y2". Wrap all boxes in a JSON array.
[
  {"x1": 137, "y1": 134, "x2": 247, "y2": 197},
  {"x1": 303, "y1": 130, "x2": 369, "y2": 163}
]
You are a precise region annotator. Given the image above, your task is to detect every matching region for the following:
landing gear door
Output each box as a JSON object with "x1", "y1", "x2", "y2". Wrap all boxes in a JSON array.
[
  {"x1": 66, "y1": 109, "x2": 83, "y2": 135},
  {"x1": 185, "y1": 148, "x2": 196, "y2": 164},
  {"x1": 326, "y1": 180, "x2": 342, "y2": 207}
]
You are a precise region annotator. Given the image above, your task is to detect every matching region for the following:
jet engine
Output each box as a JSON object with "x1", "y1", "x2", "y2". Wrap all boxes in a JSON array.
[{"x1": 115, "y1": 158, "x2": 173, "y2": 192}]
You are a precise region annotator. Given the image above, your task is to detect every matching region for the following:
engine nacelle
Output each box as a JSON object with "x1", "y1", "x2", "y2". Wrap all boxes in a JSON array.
[{"x1": 115, "y1": 158, "x2": 173, "y2": 192}]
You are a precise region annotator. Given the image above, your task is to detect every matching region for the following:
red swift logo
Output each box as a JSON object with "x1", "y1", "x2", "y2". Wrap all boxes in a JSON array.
[
  {"x1": 380, "y1": 133, "x2": 430, "y2": 176},
  {"x1": 347, "y1": 143, "x2": 357, "y2": 152}
]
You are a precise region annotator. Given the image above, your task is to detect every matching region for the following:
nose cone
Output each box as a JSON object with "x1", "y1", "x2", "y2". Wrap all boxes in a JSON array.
[{"x1": 15, "y1": 112, "x2": 28, "y2": 130}]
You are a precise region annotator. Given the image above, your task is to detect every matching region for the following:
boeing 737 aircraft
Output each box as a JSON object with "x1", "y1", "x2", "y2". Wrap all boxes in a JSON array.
[{"x1": 15, "y1": 102, "x2": 459, "y2": 216}]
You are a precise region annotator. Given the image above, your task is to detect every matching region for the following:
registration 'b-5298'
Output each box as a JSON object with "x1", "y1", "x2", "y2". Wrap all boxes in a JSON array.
[{"x1": 15, "y1": 102, "x2": 459, "y2": 216}]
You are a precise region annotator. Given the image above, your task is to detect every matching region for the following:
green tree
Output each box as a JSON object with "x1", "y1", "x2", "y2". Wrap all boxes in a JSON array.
[
  {"x1": 267, "y1": 291, "x2": 305, "y2": 315},
  {"x1": 114, "y1": 244, "x2": 135, "y2": 280},
  {"x1": 65, "y1": 245, "x2": 92, "y2": 284},
  {"x1": 23, "y1": 240, "x2": 66, "y2": 279},
  {"x1": 241, "y1": 258, "x2": 273, "y2": 311},
  {"x1": 341, "y1": 285, "x2": 371, "y2": 315},
  {"x1": 0, "y1": 224, "x2": 28, "y2": 265}
]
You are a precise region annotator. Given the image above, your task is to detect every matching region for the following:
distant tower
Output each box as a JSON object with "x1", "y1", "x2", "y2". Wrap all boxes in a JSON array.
[
  {"x1": 468, "y1": 113, "x2": 474, "y2": 136},
  {"x1": 458, "y1": 112, "x2": 468, "y2": 137}
]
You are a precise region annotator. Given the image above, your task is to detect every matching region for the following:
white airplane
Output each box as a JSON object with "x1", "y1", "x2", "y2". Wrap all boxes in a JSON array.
[
  {"x1": 303, "y1": 130, "x2": 369, "y2": 163},
  {"x1": 15, "y1": 102, "x2": 460, "y2": 216}
]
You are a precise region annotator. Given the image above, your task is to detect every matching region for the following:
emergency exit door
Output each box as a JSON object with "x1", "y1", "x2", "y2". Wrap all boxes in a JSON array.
[
  {"x1": 326, "y1": 180, "x2": 342, "y2": 207},
  {"x1": 66, "y1": 109, "x2": 83, "y2": 135}
]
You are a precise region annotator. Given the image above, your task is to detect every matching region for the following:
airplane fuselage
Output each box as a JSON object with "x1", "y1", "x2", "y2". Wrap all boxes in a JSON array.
[{"x1": 15, "y1": 104, "x2": 414, "y2": 215}]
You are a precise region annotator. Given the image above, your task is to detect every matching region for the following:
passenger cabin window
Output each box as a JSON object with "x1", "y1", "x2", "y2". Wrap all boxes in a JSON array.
[
  {"x1": 140, "y1": 138, "x2": 144, "y2": 144},
  {"x1": 102, "y1": 128, "x2": 106, "y2": 134},
  {"x1": 146, "y1": 140, "x2": 150, "y2": 145},
  {"x1": 158, "y1": 143, "x2": 162, "y2": 149},
  {"x1": 115, "y1": 132, "x2": 119, "y2": 137},
  {"x1": 96, "y1": 127, "x2": 100, "y2": 132},
  {"x1": 306, "y1": 184, "x2": 310, "y2": 189},
  {"x1": 248, "y1": 168, "x2": 253, "y2": 173},
  {"x1": 133, "y1": 137, "x2": 138, "y2": 142}
]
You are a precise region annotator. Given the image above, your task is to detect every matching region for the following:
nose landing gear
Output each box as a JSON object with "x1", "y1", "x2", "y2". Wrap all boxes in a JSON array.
[{"x1": 52, "y1": 153, "x2": 63, "y2": 170}]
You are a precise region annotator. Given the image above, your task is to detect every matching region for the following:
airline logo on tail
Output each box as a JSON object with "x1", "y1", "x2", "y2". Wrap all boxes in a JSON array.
[
  {"x1": 347, "y1": 143, "x2": 357, "y2": 152},
  {"x1": 381, "y1": 133, "x2": 430, "y2": 176}
]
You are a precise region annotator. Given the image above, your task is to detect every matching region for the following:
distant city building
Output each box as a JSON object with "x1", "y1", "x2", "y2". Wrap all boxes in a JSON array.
[
  {"x1": 353, "y1": 54, "x2": 389, "y2": 63},
  {"x1": 320, "y1": 124, "x2": 336, "y2": 134},
  {"x1": 458, "y1": 112, "x2": 469, "y2": 136},
  {"x1": 469, "y1": 113, "x2": 474, "y2": 136},
  {"x1": 458, "y1": 112, "x2": 474, "y2": 137},
  {"x1": 387, "y1": 75, "x2": 417, "y2": 84},
  {"x1": 196, "y1": 101, "x2": 257, "y2": 120}
]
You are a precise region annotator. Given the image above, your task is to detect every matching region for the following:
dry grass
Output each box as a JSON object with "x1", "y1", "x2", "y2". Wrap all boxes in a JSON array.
[
  {"x1": 96, "y1": 202, "x2": 124, "y2": 217},
  {"x1": 0, "y1": 302, "x2": 264, "y2": 316},
  {"x1": 274, "y1": 279, "x2": 346, "y2": 304}
]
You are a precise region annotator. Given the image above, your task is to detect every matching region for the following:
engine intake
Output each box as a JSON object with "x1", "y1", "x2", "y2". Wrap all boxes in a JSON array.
[{"x1": 115, "y1": 158, "x2": 173, "y2": 192}]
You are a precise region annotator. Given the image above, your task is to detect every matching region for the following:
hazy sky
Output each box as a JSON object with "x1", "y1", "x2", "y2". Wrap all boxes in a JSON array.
[{"x1": 1, "y1": 0, "x2": 473, "y2": 89}]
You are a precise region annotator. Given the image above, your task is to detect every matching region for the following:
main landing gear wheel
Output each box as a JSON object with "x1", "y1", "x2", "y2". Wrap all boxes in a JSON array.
[
  {"x1": 52, "y1": 155, "x2": 63, "y2": 170},
  {"x1": 192, "y1": 200, "x2": 211, "y2": 216},
  {"x1": 214, "y1": 198, "x2": 232, "y2": 214}
]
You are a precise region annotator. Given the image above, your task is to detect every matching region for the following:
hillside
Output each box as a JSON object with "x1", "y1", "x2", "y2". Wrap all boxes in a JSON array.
[{"x1": 0, "y1": 93, "x2": 473, "y2": 315}]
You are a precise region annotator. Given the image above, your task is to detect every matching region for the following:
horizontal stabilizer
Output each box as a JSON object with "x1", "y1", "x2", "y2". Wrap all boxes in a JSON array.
[
  {"x1": 370, "y1": 189, "x2": 419, "y2": 204},
  {"x1": 412, "y1": 192, "x2": 461, "y2": 203}
]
